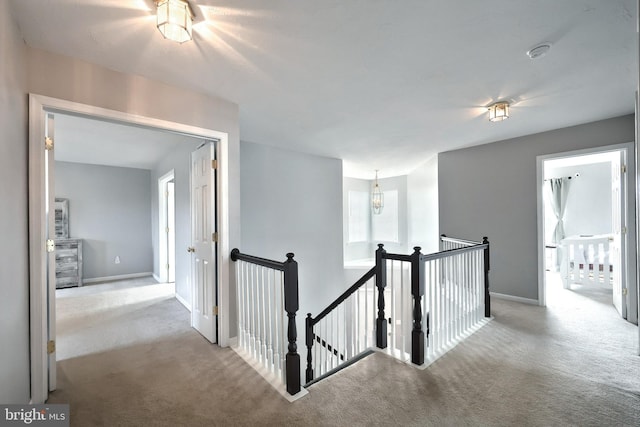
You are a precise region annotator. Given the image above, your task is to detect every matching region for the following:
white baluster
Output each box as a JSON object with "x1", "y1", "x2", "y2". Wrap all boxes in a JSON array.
[
  {"x1": 244, "y1": 261, "x2": 250, "y2": 351},
  {"x1": 356, "y1": 288, "x2": 361, "y2": 354},
  {"x1": 365, "y1": 280, "x2": 369, "y2": 351},
  {"x1": 236, "y1": 261, "x2": 243, "y2": 349},
  {"x1": 280, "y1": 271, "x2": 286, "y2": 384},
  {"x1": 266, "y1": 269, "x2": 273, "y2": 372}
]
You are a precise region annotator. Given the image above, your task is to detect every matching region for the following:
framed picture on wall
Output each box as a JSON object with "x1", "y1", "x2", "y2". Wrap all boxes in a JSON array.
[{"x1": 55, "y1": 198, "x2": 69, "y2": 239}]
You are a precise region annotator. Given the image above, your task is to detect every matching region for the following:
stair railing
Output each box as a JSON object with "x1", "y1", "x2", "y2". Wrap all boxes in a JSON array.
[
  {"x1": 305, "y1": 236, "x2": 491, "y2": 384},
  {"x1": 305, "y1": 266, "x2": 377, "y2": 384},
  {"x1": 230, "y1": 248, "x2": 301, "y2": 396},
  {"x1": 412, "y1": 235, "x2": 490, "y2": 365}
]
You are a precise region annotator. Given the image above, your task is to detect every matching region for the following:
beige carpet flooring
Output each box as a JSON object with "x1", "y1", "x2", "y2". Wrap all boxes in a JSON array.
[{"x1": 49, "y1": 274, "x2": 640, "y2": 426}]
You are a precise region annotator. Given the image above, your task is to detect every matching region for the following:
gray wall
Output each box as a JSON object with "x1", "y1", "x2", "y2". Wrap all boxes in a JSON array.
[
  {"x1": 408, "y1": 155, "x2": 440, "y2": 254},
  {"x1": 0, "y1": 1, "x2": 29, "y2": 404},
  {"x1": 240, "y1": 141, "x2": 345, "y2": 320},
  {"x1": 439, "y1": 115, "x2": 635, "y2": 300},
  {"x1": 56, "y1": 162, "x2": 153, "y2": 280},
  {"x1": 151, "y1": 138, "x2": 203, "y2": 305}
]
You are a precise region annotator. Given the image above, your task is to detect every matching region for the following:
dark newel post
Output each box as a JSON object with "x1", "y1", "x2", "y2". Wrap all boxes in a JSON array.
[
  {"x1": 305, "y1": 313, "x2": 314, "y2": 383},
  {"x1": 483, "y1": 237, "x2": 491, "y2": 318},
  {"x1": 283, "y1": 253, "x2": 301, "y2": 395},
  {"x1": 375, "y1": 244, "x2": 387, "y2": 349},
  {"x1": 411, "y1": 246, "x2": 425, "y2": 365}
]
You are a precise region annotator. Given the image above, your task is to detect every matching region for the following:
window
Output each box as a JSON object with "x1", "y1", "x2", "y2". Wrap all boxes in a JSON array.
[
  {"x1": 372, "y1": 190, "x2": 399, "y2": 242},
  {"x1": 348, "y1": 191, "x2": 370, "y2": 243}
]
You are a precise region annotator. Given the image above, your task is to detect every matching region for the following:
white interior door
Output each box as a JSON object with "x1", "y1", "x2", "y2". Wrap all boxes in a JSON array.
[
  {"x1": 190, "y1": 142, "x2": 217, "y2": 343},
  {"x1": 45, "y1": 113, "x2": 57, "y2": 391},
  {"x1": 611, "y1": 151, "x2": 627, "y2": 318}
]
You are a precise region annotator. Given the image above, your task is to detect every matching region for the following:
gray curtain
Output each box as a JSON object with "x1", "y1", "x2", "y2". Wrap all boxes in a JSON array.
[{"x1": 547, "y1": 178, "x2": 571, "y2": 244}]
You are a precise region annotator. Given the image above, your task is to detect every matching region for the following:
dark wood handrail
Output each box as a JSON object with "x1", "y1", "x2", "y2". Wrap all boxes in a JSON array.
[
  {"x1": 440, "y1": 234, "x2": 482, "y2": 247},
  {"x1": 382, "y1": 252, "x2": 412, "y2": 262},
  {"x1": 309, "y1": 267, "x2": 375, "y2": 325},
  {"x1": 230, "y1": 248, "x2": 286, "y2": 271},
  {"x1": 420, "y1": 243, "x2": 488, "y2": 262}
]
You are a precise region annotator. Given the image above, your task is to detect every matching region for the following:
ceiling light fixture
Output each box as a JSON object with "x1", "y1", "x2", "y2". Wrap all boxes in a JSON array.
[
  {"x1": 487, "y1": 101, "x2": 510, "y2": 122},
  {"x1": 372, "y1": 170, "x2": 384, "y2": 215},
  {"x1": 156, "y1": 0, "x2": 194, "y2": 44}
]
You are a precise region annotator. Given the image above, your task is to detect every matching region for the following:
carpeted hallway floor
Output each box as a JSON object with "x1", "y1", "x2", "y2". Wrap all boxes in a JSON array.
[{"x1": 49, "y1": 275, "x2": 640, "y2": 426}]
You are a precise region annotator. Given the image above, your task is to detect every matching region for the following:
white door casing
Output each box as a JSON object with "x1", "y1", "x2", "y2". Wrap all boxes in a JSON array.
[
  {"x1": 158, "y1": 170, "x2": 176, "y2": 284},
  {"x1": 611, "y1": 151, "x2": 627, "y2": 318},
  {"x1": 167, "y1": 181, "x2": 176, "y2": 283},
  {"x1": 45, "y1": 113, "x2": 57, "y2": 391},
  {"x1": 190, "y1": 142, "x2": 218, "y2": 343},
  {"x1": 29, "y1": 94, "x2": 232, "y2": 404},
  {"x1": 536, "y1": 142, "x2": 636, "y2": 315}
]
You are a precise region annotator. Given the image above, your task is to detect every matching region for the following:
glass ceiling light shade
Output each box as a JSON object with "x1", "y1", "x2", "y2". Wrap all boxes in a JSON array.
[
  {"x1": 371, "y1": 170, "x2": 384, "y2": 215},
  {"x1": 156, "y1": 0, "x2": 194, "y2": 44},
  {"x1": 487, "y1": 101, "x2": 510, "y2": 122}
]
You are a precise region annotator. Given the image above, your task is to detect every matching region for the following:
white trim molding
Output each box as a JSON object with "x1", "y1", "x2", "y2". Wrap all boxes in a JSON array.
[
  {"x1": 28, "y1": 93, "x2": 232, "y2": 404},
  {"x1": 83, "y1": 272, "x2": 153, "y2": 285},
  {"x1": 490, "y1": 292, "x2": 539, "y2": 305},
  {"x1": 175, "y1": 292, "x2": 192, "y2": 312}
]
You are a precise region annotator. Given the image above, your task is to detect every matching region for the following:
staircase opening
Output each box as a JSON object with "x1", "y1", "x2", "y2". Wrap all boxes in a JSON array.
[{"x1": 230, "y1": 234, "x2": 492, "y2": 400}]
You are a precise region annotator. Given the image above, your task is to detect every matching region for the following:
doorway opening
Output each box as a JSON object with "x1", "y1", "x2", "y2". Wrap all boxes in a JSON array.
[
  {"x1": 159, "y1": 170, "x2": 176, "y2": 286},
  {"x1": 29, "y1": 94, "x2": 231, "y2": 404},
  {"x1": 537, "y1": 143, "x2": 638, "y2": 328}
]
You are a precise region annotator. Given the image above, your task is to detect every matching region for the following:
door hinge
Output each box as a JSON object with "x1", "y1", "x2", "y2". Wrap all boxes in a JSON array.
[
  {"x1": 166, "y1": 263, "x2": 170, "y2": 270},
  {"x1": 622, "y1": 226, "x2": 627, "y2": 235},
  {"x1": 47, "y1": 340, "x2": 56, "y2": 354},
  {"x1": 46, "y1": 239, "x2": 55, "y2": 253},
  {"x1": 211, "y1": 159, "x2": 218, "y2": 169},
  {"x1": 212, "y1": 232, "x2": 218, "y2": 243},
  {"x1": 44, "y1": 137, "x2": 54, "y2": 151},
  {"x1": 621, "y1": 164, "x2": 627, "y2": 173},
  {"x1": 165, "y1": 227, "x2": 170, "y2": 233},
  {"x1": 214, "y1": 306, "x2": 219, "y2": 316},
  {"x1": 622, "y1": 288, "x2": 628, "y2": 296}
]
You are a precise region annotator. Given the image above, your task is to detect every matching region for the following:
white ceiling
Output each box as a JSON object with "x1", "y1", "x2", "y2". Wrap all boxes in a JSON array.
[
  {"x1": 53, "y1": 113, "x2": 198, "y2": 170},
  {"x1": 10, "y1": 0, "x2": 637, "y2": 178}
]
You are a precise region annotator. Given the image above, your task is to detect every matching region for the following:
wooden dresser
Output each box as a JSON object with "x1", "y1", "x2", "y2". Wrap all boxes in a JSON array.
[{"x1": 55, "y1": 238, "x2": 83, "y2": 289}]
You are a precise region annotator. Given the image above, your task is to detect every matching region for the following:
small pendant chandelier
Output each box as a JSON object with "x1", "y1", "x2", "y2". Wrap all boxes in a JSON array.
[{"x1": 371, "y1": 170, "x2": 384, "y2": 215}]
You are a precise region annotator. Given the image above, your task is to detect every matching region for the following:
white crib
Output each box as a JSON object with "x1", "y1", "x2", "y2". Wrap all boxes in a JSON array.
[{"x1": 560, "y1": 235, "x2": 613, "y2": 289}]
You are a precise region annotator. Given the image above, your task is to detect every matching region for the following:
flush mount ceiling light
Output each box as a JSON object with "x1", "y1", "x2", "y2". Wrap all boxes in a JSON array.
[
  {"x1": 156, "y1": 0, "x2": 194, "y2": 44},
  {"x1": 371, "y1": 170, "x2": 384, "y2": 215},
  {"x1": 487, "y1": 101, "x2": 510, "y2": 122}
]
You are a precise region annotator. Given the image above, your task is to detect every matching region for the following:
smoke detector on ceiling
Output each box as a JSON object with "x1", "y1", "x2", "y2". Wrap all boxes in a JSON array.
[{"x1": 526, "y1": 43, "x2": 552, "y2": 59}]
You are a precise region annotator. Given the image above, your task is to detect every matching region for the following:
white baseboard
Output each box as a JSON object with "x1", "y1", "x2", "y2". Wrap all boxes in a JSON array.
[
  {"x1": 175, "y1": 292, "x2": 191, "y2": 312},
  {"x1": 83, "y1": 272, "x2": 153, "y2": 285},
  {"x1": 152, "y1": 273, "x2": 161, "y2": 283},
  {"x1": 490, "y1": 291, "x2": 539, "y2": 305}
]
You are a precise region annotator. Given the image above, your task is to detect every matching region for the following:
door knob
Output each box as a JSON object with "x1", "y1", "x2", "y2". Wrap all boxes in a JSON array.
[{"x1": 187, "y1": 247, "x2": 195, "y2": 253}]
